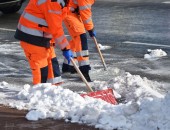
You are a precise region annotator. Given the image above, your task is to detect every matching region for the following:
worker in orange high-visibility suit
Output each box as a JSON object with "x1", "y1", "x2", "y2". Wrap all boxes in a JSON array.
[
  {"x1": 62, "y1": 0, "x2": 96, "y2": 82},
  {"x1": 14, "y1": 0, "x2": 73, "y2": 85}
]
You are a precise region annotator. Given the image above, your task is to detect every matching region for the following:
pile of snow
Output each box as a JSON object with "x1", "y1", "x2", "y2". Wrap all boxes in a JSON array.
[
  {"x1": 0, "y1": 69, "x2": 169, "y2": 130},
  {"x1": 144, "y1": 49, "x2": 167, "y2": 60}
]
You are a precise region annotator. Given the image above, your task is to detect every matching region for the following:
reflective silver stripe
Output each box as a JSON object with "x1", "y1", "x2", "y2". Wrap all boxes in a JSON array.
[
  {"x1": 83, "y1": 17, "x2": 92, "y2": 24},
  {"x1": 18, "y1": 23, "x2": 43, "y2": 36},
  {"x1": 72, "y1": 52, "x2": 77, "y2": 58},
  {"x1": 63, "y1": 58, "x2": 68, "y2": 64},
  {"x1": 22, "y1": 12, "x2": 48, "y2": 26},
  {"x1": 58, "y1": 41, "x2": 69, "y2": 49},
  {"x1": 78, "y1": 60, "x2": 90, "y2": 67},
  {"x1": 49, "y1": 10, "x2": 62, "y2": 15},
  {"x1": 79, "y1": 4, "x2": 91, "y2": 10},
  {"x1": 57, "y1": 0, "x2": 65, "y2": 7},
  {"x1": 47, "y1": 76, "x2": 63, "y2": 84},
  {"x1": 73, "y1": 0, "x2": 78, "y2": 4},
  {"x1": 55, "y1": 35, "x2": 65, "y2": 44},
  {"x1": 76, "y1": 50, "x2": 89, "y2": 57},
  {"x1": 18, "y1": 23, "x2": 52, "y2": 38},
  {"x1": 70, "y1": 59, "x2": 78, "y2": 66},
  {"x1": 63, "y1": 58, "x2": 78, "y2": 67},
  {"x1": 37, "y1": 0, "x2": 47, "y2": 5},
  {"x1": 71, "y1": 59, "x2": 78, "y2": 67},
  {"x1": 43, "y1": 32, "x2": 53, "y2": 38},
  {"x1": 69, "y1": 7, "x2": 75, "y2": 12}
]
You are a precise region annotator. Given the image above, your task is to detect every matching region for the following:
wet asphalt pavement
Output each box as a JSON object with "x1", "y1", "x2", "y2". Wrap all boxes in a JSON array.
[{"x1": 91, "y1": 0, "x2": 170, "y2": 85}]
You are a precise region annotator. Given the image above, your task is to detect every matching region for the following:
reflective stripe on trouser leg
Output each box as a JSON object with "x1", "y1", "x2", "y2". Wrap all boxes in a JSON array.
[
  {"x1": 77, "y1": 33, "x2": 91, "y2": 71},
  {"x1": 46, "y1": 57, "x2": 62, "y2": 84},
  {"x1": 47, "y1": 46, "x2": 63, "y2": 84}
]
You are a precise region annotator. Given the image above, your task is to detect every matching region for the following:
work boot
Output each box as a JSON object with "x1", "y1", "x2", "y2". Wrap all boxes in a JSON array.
[
  {"x1": 69, "y1": 66, "x2": 77, "y2": 74},
  {"x1": 62, "y1": 63, "x2": 77, "y2": 74},
  {"x1": 79, "y1": 65, "x2": 92, "y2": 82},
  {"x1": 62, "y1": 63, "x2": 70, "y2": 73},
  {"x1": 83, "y1": 72, "x2": 92, "y2": 82}
]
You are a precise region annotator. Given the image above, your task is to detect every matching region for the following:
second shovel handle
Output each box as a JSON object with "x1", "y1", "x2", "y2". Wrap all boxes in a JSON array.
[{"x1": 93, "y1": 37, "x2": 107, "y2": 70}]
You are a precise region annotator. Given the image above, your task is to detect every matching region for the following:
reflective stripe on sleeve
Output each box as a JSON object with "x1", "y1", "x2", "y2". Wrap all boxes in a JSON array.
[
  {"x1": 48, "y1": 10, "x2": 62, "y2": 15},
  {"x1": 83, "y1": 17, "x2": 92, "y2": 24},
  {"x1": 22, "y1": 12, "x2": 48, "y2": 26},
  {"x1": 37, "y1": 0, "x2": 47, "y2": 5},
  {"x1": 55, "y1": 35, "x2": 65, "y2": 44},
  {"x1": 72, "y1": 52, "x2": 77, "y2": 58},
  {"x1": 69, "y1": 7, "x2": 75, "y2": 12},
  {"x1": 55, "y1": 35, "x2": 69, "y2": 49},
  {"x1": 79, "y1": 4, "x2": 91, "y2": 10},
  {"x1": 43, "y1": 32, "x2": 53, "y2": 38},
  {"x1": 58, "y1": 41, "x2": 69, "y2": 49},
  {"x1": 73, "y1": 0, "x2": 78, "y2": 4}
]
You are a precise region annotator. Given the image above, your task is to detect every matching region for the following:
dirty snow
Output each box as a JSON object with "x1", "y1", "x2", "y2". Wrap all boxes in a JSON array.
[
  {"x1": 0, "y1": 45, "x2": 169, "y2": 130},
  {"x1": 144, "y1": 49, "x2": 167, "y2": 60}
]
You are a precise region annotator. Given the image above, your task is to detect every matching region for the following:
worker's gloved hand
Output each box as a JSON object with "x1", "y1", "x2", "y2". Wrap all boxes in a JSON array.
[
  {"x1": 88, "y1": 29, "x2": 96, "y2": 37},
  {"x1": 62, "y1": 50, "x2": 73, "y2": 64}
]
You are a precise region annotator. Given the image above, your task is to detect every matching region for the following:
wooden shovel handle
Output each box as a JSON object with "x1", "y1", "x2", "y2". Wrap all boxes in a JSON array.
[
  {"x1": 93, "y1": 37, "x2": 107, "y2": 71},
  {"x1": 70, "y1": 58, "x2": 94, "y2": 92}
]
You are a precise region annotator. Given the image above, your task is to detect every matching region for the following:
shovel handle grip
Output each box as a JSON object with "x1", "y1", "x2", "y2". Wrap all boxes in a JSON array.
[
  {"x1": 71, "y1": 58, "x2": 94, "y2": 92},
  {"x1": 93, "y1": 37, "x2": 107, "y2": 71}
]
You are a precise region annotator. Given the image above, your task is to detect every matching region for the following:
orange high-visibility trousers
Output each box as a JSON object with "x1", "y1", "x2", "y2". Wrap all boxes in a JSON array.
[
  {"x1": 63, "y1": 13, "x2": 90, "y2": 71},
  {"x1": 20, "y1": 41, "x2": 62, "y2": 85},
  {"x1": 66, "y1": 35, "x2": 89, "y2": 63},
  {"x1": 64, "y1": 13, "x2": 85, "y2": 37}
]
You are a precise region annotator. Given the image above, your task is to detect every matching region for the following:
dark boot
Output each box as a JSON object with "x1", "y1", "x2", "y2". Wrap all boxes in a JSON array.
[
  {"x1": 69, "y1": 66, "x2": 77, "y2": 74},
  {"x1": 62, "y1": 63, "x2": 77, "y2": 74},
  {"x1": 79, "y1": 66, "x2": 92, "y2": 82},
  {"x1": 83, "y1": 72, "x2": 92, "y2": 82},
  {"x1": 62, "y1": 63, "x2": 70, "y2": 73}
]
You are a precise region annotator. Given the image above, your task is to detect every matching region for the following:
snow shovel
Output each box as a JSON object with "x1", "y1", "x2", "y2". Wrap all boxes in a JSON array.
[
  {"x1": 93, "y1": 37, "x2": 107, "y2": 71},
  {"x1": 70, "y1": 58, "x2": 117, "y2": 105}
]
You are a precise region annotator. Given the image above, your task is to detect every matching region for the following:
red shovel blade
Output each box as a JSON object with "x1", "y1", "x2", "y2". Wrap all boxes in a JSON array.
[{"x1": 81, "y1": 88, "x2": 117, "y2": 105}]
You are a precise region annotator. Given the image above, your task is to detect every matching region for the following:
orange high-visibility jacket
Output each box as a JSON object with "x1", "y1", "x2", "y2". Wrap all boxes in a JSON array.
[
  {"x1": 15, "y1": 0, "x2": 70, "y2": 50},
  {"x1": 69, "y1": 0, "x2": 95, "y2": 31}
]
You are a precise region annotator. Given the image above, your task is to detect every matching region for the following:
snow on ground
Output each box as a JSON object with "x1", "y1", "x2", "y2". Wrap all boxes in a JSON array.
[
  {"x1": 98, "y1": 43, "x2": 112, "y2": 50},
  {"x1": 144, "y1": 49, "x2": 167, "y2": 60},
  {"x1": 0, "y1": 47, "x2": 169, "y2": 130}
]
